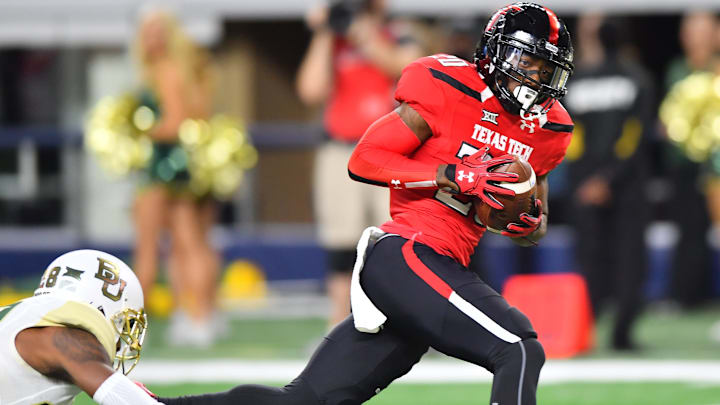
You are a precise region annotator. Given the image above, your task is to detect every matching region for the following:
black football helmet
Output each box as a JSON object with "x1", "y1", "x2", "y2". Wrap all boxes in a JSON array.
[{"x1": 475, "y1": 2, "x2": 574, "y2": 115}]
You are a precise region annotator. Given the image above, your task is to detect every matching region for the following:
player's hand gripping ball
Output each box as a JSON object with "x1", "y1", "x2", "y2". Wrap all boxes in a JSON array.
[{"x1": 474, "y1": 156, "x2": 539, "y2": 234}]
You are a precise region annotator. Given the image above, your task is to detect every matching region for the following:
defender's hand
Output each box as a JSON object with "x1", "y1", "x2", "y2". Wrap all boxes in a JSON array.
[
  {"x1": 502, "y1": 199, "x2": 542, "y2": 238},
  {"x1": 444, "y1": 150, "x2": 518, "y2": 209}
]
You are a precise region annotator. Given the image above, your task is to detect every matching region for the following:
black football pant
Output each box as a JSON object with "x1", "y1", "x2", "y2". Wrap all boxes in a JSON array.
[{"x1": 159, "y1": 236, "x2": 544, "y2": 405}]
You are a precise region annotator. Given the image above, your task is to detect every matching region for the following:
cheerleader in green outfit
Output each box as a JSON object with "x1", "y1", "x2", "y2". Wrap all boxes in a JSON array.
[{"x1": 133, "y1": 8, "x2": 222, "y2": 347}]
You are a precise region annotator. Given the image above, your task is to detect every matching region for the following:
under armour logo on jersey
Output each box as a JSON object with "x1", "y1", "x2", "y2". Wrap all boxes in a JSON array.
[
  {"x1": 481, "y1": 109, "x2": 499, "y2": 125},
  {"x1": 520, "y1": 120, "x2": 535, "y2": 133},
  {"x1": 457, "y1": 170, "x2": 475, "y2": 183},
  {"x1": 390, "y1": 179, "x2": 402, "y2": 189}
]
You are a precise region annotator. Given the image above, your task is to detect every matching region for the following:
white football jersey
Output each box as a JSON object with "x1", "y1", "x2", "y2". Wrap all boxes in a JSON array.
[{"x1": 0, "y1": 294, "x2": 116, "y2": 405}]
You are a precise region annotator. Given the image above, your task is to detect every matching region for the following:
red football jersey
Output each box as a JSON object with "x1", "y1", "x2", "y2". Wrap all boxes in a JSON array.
[{"x1": 380, "y1": 55, "x2": 573, "y2": 266}]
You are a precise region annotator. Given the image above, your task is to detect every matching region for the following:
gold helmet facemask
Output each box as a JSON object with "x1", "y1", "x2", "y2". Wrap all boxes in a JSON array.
[{"x1": 111, "y1": 308, "x2": 148, "y2": 375}]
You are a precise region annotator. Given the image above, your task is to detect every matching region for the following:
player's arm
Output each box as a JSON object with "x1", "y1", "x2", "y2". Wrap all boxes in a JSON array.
[
  {"x1": 504, "y1": 174, "x2": 549, "y2": 247},
  {"x1": 348, "y1": 102, "x2": 437, "y2": 187},
  {"x1": 348, "y1": 103, "x2": 517, "y2": 208},
  {"x1": 15, "y1": 326, "x2": 162, "y2": 404}
]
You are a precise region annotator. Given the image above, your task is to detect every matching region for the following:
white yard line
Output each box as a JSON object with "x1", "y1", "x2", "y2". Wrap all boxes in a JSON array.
[{"x1": 132, "y1": 359, "x2": 720, "y2": 385}]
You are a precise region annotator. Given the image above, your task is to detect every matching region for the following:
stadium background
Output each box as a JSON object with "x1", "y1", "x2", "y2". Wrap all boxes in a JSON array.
[{"x1": 0, "y1": 0, "x2": 720, "y2": 403}]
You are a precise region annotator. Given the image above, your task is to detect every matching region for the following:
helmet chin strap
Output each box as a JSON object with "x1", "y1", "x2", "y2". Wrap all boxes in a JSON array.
[{"x1": 513, "y1": 85, "x2": 539, "y2": 112}]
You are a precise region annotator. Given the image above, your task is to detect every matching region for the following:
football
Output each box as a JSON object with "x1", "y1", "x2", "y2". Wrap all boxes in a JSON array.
[{"x1": 474, "y1": 156, "x2": 538, "y2": 233}]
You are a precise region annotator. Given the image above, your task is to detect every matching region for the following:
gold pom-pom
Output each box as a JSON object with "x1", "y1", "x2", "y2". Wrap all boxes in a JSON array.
[
  {"x1": 660, "y1": 72, "x2": 720, "y2": 162},
  {"x1": 179, "y1": 115, "x2": 258, "y2": 199},
  {"x1": 85, "y1": 94, "x2": 154, "y2": 176}
]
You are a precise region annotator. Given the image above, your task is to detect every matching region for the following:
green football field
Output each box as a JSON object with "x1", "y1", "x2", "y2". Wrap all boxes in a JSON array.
[
  {"x1": 74, "y1": 381, "x2": 720, "y2": 404},
  {"x1": 138, "y1": 303, "x2": 720, "y2": 361},
  {"x1": 72, "y1": 304, "x2": 720, "y2": 404}
]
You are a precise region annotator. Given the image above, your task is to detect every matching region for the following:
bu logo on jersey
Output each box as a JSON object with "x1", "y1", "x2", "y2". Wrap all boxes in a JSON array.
[
  {"x1": 457, "y1": 170, "x2": 475, "y2": 183},
  {"x1": 481, "y1": 110, "x2": 498, "y2": 125},
  {"x1": 390, "y1": 179, "x2": 402, "y2": 189}
]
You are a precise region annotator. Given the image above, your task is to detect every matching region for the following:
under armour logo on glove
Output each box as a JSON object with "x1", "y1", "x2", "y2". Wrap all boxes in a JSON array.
[
  {"x1": 446, "y1": 149, "x2": 519, "y2": 210},
  {"x1": 457, "y1": 170, "x2": 475, "y2": 183}
]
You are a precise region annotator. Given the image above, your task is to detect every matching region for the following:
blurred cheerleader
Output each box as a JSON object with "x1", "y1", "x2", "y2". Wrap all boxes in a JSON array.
[{"x1": 132, "y1": 8, "x2": 222, "y2": 347}]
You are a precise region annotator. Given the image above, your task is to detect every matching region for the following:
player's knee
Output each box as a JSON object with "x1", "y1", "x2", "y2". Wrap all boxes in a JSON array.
[
  {"x1": 504, "y1": 307, "x2": 537, "y2": 339},
  {"x1": 490, "y1": 337, "x2": 545, "y2": 375},
  {"x1": 521, "y1": 337, "x2": 546, "y2": 371}
]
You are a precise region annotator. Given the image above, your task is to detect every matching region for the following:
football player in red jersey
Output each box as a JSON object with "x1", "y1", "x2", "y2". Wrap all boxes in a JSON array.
[{"x1": 158, "y1": 3, "x2": 574, "y2": 405}]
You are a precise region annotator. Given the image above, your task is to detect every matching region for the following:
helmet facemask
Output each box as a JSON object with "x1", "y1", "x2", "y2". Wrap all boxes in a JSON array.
[
  {"x1": 111, "y1": 307, "x2": 148, "y2": 375},
  {"x1": 488, "y1": 31, "x2": 573, "y2": 115}
]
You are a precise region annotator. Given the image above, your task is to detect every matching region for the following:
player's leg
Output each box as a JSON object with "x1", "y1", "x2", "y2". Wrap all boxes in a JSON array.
[
  {"x1": 361, "y1": 236, "x2": 544, "y2": 405},
  {"x1": 157, "y1": 317, "x2": 428, "y2": 405}
]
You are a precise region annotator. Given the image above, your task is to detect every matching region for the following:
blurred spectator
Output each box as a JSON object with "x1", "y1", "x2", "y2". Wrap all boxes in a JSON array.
[
  {"x1": 564, "y1": 14, "x2": 654, "y2": 351},
  {"x1": 295, "y1": 0, "x2": 423, "y2": 327},
  {"x1": 665, "y1": 12, "x2": 719, "y2": 88},
  {"x1": 663, "y1": 11, "x2": 719, "y2": 309},
  {"x1": 706, "y1": 58, "x2": 720, "y2": 235},
  {"x1": 439, "y1": 17, "x2": 482, "y2": 61},
  {"x1": 132, "y1": 8, "x2": 222, "y2": 347}
]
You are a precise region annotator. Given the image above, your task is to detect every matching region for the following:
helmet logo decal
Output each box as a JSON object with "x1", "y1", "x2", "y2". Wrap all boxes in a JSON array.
[
  {"x1": 485, "y1": 4, "x2": 523, "y2": 34},
  {"x1": 542, "y1": 6, "x2": 560, "y2": 44},
  {"x1": 63, "y1": 266, "x2": 85, "y2": 280},
  {"x1": 94, "y1": 258, "x2": 127, "y2": 302}
]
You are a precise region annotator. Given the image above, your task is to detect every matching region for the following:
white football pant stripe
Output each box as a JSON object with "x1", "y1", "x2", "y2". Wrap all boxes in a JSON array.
[{"x1": 448, "y1": 291, "x2": 521, "y2": 343}]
